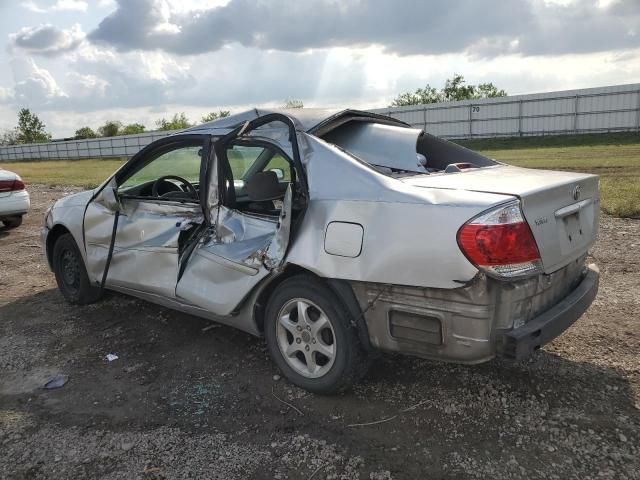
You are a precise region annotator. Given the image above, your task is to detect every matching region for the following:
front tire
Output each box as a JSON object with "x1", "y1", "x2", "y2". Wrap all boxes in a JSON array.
[
  {"x1": 52, "y1": 233, "x2": 102, "y2": 305},
  {"x1": 2, "y1": 216, "x2": 23, "y2": 228},
  {"x1": 264, "y1": 275, "x2": 370, "y2": 394}
]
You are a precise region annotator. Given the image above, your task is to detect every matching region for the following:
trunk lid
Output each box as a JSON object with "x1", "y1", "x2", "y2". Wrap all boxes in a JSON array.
[{"x1": 403, "y1": 165, "x2": 599, "y2": 274}]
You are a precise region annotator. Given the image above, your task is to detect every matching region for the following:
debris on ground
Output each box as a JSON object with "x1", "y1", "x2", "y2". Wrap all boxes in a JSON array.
[
  {"x1": 43, "y1": 374, "x2": 69, "y2": 389},
  {"x1": 201, "y1": 323, "x2": 222, "y2": 333}
]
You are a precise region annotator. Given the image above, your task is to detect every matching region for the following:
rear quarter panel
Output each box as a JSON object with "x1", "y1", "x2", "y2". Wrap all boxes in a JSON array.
[
  {"x1": 286, "y1": 135, "x2": 514, "y2": 289},
  {"x1": 287, "y1": 196, "x2": 512, "y2": 289}
]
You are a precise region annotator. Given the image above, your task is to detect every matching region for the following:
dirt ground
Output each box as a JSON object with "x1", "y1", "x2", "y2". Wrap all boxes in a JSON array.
[{"x1": 1, "y1": 185, "x2": 638, "y2": 480}]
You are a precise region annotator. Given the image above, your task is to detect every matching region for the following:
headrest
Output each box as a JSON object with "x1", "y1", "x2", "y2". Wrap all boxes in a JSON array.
[{"x1": 245, "y1": 171, "x2": 282, "y2": 201}]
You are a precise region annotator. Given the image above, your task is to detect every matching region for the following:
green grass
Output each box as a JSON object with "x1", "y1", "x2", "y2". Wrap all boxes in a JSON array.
[
  {"x1": 456, "y1": 132, "x2": 640, "y2": 151},
  {"x1": 2, "y1": 132, "x2": 639, "y2": 217},
  {"x1": 3, "y1": 159, "x2": 125, "y2": 189}
]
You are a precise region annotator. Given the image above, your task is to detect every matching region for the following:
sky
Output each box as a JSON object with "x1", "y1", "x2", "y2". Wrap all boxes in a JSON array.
[{"x1": 0, "y1": 0, "x2": 639, "y2": 138}]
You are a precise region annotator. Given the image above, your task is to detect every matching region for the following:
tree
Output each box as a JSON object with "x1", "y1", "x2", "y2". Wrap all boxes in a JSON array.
[
  {"x1": 391, "y1": 74, "x2": 507, "y2": 107},
  {"x1": 476, "y1": 82, "x2": 508, "y2": 98},
  {"x1": 98, "y1": 121, "x2": 122, "y2": 137},
  {"x1": 390, "y1": 86, "x2": 441, "y2": 107},
  {"x1": 15, "y1": 108, "x2": 51, "y2": 144},
  {"x1": 442, "y1": 74, "x2": 476, "y2": 102},
  {"x1": 283, "y1": 99, "x2": 304, "y2": 109},
  {"x1": 75, "y1": 127, "x2": 98, "y2": 139},
  {"x1": 0, "y1": 129, "x2": 19, "y2": 146},
  {"x1": 121, "y1": 123, "x2": 146, "y2": 135},
  {"x1": 201, "y1": 110, "x2": 231, "y2": 123},
  {"x1": 155, "y1": 113, "x2": 192, "y2": 131}
]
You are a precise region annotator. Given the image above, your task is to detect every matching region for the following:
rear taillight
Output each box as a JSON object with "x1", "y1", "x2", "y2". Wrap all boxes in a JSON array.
[
  {"x1": 457, "y1": 200, "x2": 542, "y2": 278},
  {"x1": 0, "y1": 179, "x2": 25, "y2": 192}
]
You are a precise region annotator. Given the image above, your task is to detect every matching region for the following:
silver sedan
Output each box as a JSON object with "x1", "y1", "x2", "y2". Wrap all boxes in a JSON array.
[{"x1": 42, "y1": 109, "x2": 599, "y2": 393}]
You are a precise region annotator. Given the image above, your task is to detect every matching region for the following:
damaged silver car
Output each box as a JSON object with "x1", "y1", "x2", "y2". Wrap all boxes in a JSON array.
[{"x1": 42, "y1": 109, "x2": 600, "y2": 393}]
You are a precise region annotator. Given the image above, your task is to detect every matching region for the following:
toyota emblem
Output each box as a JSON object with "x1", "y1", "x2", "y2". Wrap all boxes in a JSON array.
[{"x1": 572, "y1": 185, "x2": 581, "y2": 201}]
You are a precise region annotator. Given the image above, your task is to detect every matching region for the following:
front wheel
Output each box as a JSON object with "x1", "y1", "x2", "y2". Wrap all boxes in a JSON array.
[
  {"x1": 52, "y1": 233, "x2": 102, "y2": 305},
  {"x1": 2, "y1": 216, "x2": 23, "y2": 228},
  {"x1": 264, "y1": 275, "x2": 370, "y2": 394}
]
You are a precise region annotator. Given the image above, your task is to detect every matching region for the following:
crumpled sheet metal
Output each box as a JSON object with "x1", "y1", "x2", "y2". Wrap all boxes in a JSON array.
[
  {"x1": 108, "y1": 201, "x2": 200, "y2": 297},
  {"x1": 349, "y1": 256, "x2": 586, "y2": 363},
  {"x1": 84, "y1": 206, "x2": 116, "y2": 284},
  {"x1": 176, "y1": 247, "x2": 271, "y2": 316},
  {"x1": 84, "y1": 195, "x2": 201, "y2": 294},
  {"x1": 322, "y1": 122, "x2": 427, "y2": 174},
  {"x1": 107, "y1": 246, "x2": 179, "y2": 298},
  {"x1": 213, "y1": 205, "x2": 278, "y2": 245},
  {"x1": 176, "y1": 187, "x2": 292, "y2": 316},
  {"x1": 265, "y1": 184, "x2": 292, "y2": 270},
  {"x1": 284, "y1": 134, "x2": 514, "y2": 290}
]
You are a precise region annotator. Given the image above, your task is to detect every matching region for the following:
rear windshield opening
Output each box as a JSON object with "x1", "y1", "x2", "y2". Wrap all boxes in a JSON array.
[
  {"x1": 416, "y1": 131, "x2": 496, "y2": 171},
  {"x1": 322, "y1": 121, "x2": 496, "y2": 177}
]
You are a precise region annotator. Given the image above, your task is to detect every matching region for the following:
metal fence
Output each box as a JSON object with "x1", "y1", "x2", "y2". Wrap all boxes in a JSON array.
[
  {"x1": 1, "y1": 83, "x2": 639, "y2": 162},
  {"x1": 371, "y1": 83, "x2": 640, "y2": 139},
  {"x1": 0, "y1": 130, "x2": 174, "y2": 162}
]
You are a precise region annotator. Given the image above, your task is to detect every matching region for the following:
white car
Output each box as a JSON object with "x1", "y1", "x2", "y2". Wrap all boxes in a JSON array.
[{"x1": 0, "y1": 168, "x2": 30, "y2": 228}]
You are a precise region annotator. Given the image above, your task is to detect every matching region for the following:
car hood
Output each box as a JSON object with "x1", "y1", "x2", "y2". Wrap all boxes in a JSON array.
[{"x1": 53, "y1": 189, "x2": 95, "y2": 209}]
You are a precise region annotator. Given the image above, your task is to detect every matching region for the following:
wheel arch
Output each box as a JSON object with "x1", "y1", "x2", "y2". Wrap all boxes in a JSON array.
[
  {"x1": 253, "y1": 264, "x2": 374, "y2": 352},
  {"x1": 46, "y1": 223, "x2": 72, "y2": 269}
]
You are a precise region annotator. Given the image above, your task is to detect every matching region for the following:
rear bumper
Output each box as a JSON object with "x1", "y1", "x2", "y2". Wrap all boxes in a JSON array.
[
  {"x1": 497, "y1": 264, "x2": 599, "y2": 360},
  {"x1": 351, "y1": 260, "x2": 598, "y2": 364},
  {"x1": 0, "y1": 190, "x2": 30, "y2": 218}
]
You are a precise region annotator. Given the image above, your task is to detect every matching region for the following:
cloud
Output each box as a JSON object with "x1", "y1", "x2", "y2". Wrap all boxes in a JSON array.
[
  {"x1": 3, "y1": 0, "x2": 640, "y2": 140},
  {"x1": 57, "y1": 43, "x2": 365, "y2": 111},
  {"x1": 97, "y1": 0, "x2": 117, "y2": 8},
  {"x1": 65, "y1": 72, "x2": 110, "y2": 99},
  {"x1": 22, "y1": 0, "x2": 88, "y2": 13},
  {"x1": 62, "y1": 44, "x2": 194, "y2": 109},
  {"x1": 510, "y1": 0, "x2": 640, "y2": 56},
  {"x1": 88, "y1": 0, "x2": 640, "y2": 57},
  {"x1": 0, "y1": 87, "x2": 13, "y2": 103},
  {"x1": 9, "y1": 24, "x2": 85, "y2": 56},
  {"x1": 10, "y1": 57, "x2": 67, "y2": 105},
  {"x1": 21, "y1": 1, "x2": 48, "y2": 13},
  {"x1": 0, "y1": 36, "x2": 369, "y2": 114},
  {"x1": 3, "y1": 44, "x2": 640, "y2": 138},
  {"x1": 52, "y1": 0, "x2": 88, "y2": 11}
]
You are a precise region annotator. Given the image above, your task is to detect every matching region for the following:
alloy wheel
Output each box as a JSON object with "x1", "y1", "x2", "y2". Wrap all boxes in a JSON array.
[{"x1": 275, "y1": 298, "x2": 337, "y2": 378}]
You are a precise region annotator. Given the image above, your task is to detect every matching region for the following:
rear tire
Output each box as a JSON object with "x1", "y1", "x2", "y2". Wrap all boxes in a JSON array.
[
  {"x1": 52, "y1": 233, "x2": 102, "y2": 305},
  {"x1": 2, "y1": 216, "x2": 23, "y2": 228},
  {"x1": 264, "y1": 275, "x2": 370, "y2": 394}
]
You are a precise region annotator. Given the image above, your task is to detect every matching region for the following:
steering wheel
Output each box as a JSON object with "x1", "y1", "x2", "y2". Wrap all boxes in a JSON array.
[{"x1": 151, "y1": 175, "x2": 198, "y2": 199}]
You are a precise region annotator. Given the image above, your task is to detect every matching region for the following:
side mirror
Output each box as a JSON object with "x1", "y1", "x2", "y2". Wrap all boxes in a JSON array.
[
  {"x1": 269, "y1": 168, "x2": 285, "y2": 181},
  {"x1": 95, "y1": 185, "x2": 119, "y2": 211}
]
